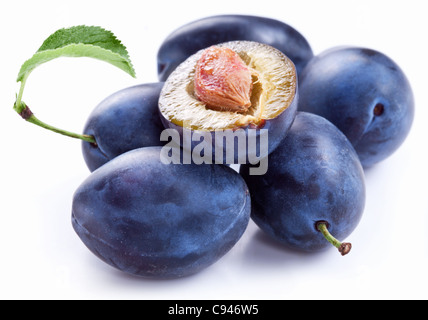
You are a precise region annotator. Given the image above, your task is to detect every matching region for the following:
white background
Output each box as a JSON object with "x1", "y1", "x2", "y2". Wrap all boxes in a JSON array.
[{"x1": 1, "y1": 0, "x2": 427, "y2": 300}]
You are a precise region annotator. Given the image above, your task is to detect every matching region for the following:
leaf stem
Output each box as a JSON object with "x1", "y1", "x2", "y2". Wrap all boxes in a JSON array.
[
  {"x1": 14, "y1": 75, "x2": 29, "y2": 114},
  {"x1": 14, "y1": 75, "x2": 96, "y2": 144},
  {"x1": 17, "y1": 103, "x2": 96, "y2": 144},
  {"x1": 316, "y1": 221, "x2": 352, "y2": 256}
]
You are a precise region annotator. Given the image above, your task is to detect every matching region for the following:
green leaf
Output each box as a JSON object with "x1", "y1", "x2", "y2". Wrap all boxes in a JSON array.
[{"x1": 17, "y1": 25, "x2": 136, "y2": 82}]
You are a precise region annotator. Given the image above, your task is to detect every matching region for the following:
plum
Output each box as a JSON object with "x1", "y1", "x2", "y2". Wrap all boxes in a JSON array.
[
  {"x1": 298, "y1": 47, "x2": 414, "y2": 167},
  {"x1": 159, "y1": 41, "x2": 298, "y2": 168},
  {"x1": 82, "y1": 83, "x2": 166, "y2": 172},
  {"x1": 240, "y1": 112, "x2": 365, "y2": 254},
  {"x1": 157, "y1": 14, "x2": 313, "y2": 81},
  {"x1": 72, "y1": 147, "x2": 251, "y2": 278}
]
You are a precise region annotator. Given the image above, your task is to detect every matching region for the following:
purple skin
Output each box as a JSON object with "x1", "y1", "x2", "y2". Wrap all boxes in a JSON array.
[
  {"x1": 240, "y1": 112, "x2": 365, "y2": 253},
  {"x1": 157, "y1": 14, "x2": 313, "y2": 81},
  {"x1": 81, "y1": 83, "x2": 166, "y2": 172},
  {"x1": 72, "y1": 147, "x2": 251, "y2": 279},
  {"x1": 159, "y1": 89, "x2": 298, "y2": 165},
  {"x1": 298, "y1": 47, "x2": 414, "y2": 168}
]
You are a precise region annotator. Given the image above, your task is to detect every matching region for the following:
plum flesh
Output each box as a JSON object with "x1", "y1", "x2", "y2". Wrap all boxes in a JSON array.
[
  {"x1": 72, "y1": 147, "x2": 251, "y2": 278},
  {"x1": 240, "y1": 112, "x2": 365, "y2": 252}
]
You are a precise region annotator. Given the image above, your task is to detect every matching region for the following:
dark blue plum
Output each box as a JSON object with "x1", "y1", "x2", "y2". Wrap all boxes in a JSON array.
[
  {"x1": 298, "y1": 47, "x2": 414, "y2": 168},
  {"x1": 157, "y1": 14, "x2": 313, "y2": 81},
  {"x1": 240, "y1": 112, "x2": 365, "y2": 253},
  {"x1": 82, "y1": 83, "x2": 166, "y2": 172},
  {"x1": 72, "y1": 147, "x2": 251, "y2": 279}
]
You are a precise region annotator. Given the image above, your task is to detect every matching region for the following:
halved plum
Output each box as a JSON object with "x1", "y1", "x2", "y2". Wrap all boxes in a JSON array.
[{"x1": 159, "y1": 41, "x2": 298, "y2": 167}]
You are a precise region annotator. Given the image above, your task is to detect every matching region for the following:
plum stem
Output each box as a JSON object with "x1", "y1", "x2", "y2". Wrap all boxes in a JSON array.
[
  {"x1": 13, "y1": 78, "x2": 96, "y2": 144},
  {"x1": 15, "y1": 102, "x2": 96, "y2": 144},
  {"x1": 316, "y1": 221, "x2": 352, "y2": 256}
]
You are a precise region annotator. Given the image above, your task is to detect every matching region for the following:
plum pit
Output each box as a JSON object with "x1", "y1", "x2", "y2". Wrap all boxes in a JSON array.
[{"x1": 194, "y1": 46, "x2": 254, "y2": 113}]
